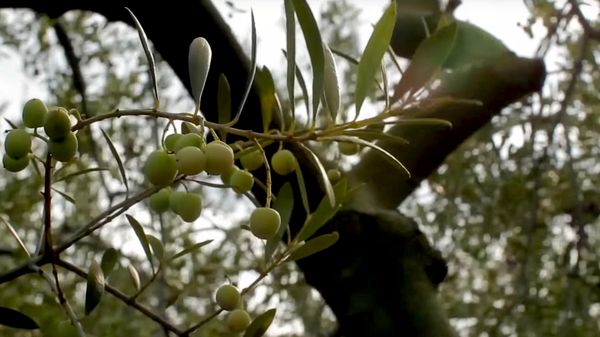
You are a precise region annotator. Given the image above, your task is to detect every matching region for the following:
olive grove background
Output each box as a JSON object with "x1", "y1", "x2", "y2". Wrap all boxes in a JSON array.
[{"x1": 0, "y1": 0, "x2": 598, "y2": 336}]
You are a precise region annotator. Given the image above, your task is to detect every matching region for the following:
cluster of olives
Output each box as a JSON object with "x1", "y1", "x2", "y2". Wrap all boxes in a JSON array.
[
  {"x1": 3, "y1": 98, "x2": 78, "y2": 172},
  {"x1": 215, "y1": 284, "x2": 252, "y2": 333}
]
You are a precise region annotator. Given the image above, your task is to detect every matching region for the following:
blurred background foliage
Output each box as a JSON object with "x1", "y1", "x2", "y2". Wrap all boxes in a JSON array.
[{"x1": 0, "y1": 0, "x2": 598, "y2": 336}]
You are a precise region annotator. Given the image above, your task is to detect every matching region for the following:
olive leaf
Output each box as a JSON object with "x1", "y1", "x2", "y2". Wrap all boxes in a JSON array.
[
  {"x1": 127, "y1": 264, "x2": 141, "y2": 291},
  {"x1": 0, "y1": 306, "x2": 39, "y2": 330},
  {"x1": 100, "y1": 128, "x2": 128, "y2": 193},
  {"x1": 100, "y1": 248, "x2": 119, "y2": 277},
  {"x1": 168, "y1": 240, "x2": 213, "y2": 262},
  {"x1": 85, "y1": 260, "x2": 105, "y2": 315},
  {"x1": 284, "y1": 0, "x2": 296, "y2": 119},
  {"x1": 188, "y1": 37, "x2": 212, "y2": 113},
  {"x1": 265, "y1": 183, "x2": 294, "y2": 262},
  {"x1": 289, "y1": 232, "x2": 339, "y2": 261},
  {"x1": 125, "y1": 214, "x2": 155, "y2": 273},
  {"x1": 323, "y1": 44, "x2": 340, "y2": 121},
  {"x1": 296, "y1": 179, "x2": 347, "y2": 242},
  {"x1": 243, "y1": 308, "x2": 277, "y2": 337}
]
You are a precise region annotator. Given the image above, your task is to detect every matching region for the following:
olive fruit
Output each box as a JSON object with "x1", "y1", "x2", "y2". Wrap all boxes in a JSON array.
[
  {"x1": 229, "y1": 169, "x2": 254, "y2": 194},
  {"x1": 149, "y1": 188, "x2": 171, "y2": 213},
  {"x1": 173, "y1": 133, "x2": 204, "y2": 153},
  {"x1": 145, "y1": 150, "x2": 177, "y2": 186},
  {"x1": 44, "y1": 107, "x2": 72, "y2": 140},
  {"x1": 22, "y1": 98, "x2": 48, "y2": 128},
  {"x1": 215, "y1": 284, "x2": 241, "y2": 311},
  {"x1": 271, "y1": 149, "x2": 296, "y2": 176},
  {"x1": 3, "y1": 154, "x2": 29, "y2": 172},
  {"x1": 169, "y1": 191, "x2": 187, "y2": 214},
  {"x1": 48, "y1": 132, "x2": 78, "y2": 162},
  {"x1": 220, "y1": 165, "x2": 239, "y2": 185},
  {"x1": 226, "y1": 309, "x2": 251, "y2": 333},
  {"x1": 327, "y1": 168, "x2": 342, "y2": 183},
  {"x1": 173, "y1": 192, "x2": 202, "y2": 222},
  {"x1": 338, "y1": 142, "x2": 360, "y2": 156},
  {"x1": 204, "y1": 141, "x2": 234, "y2": 175},
  {"x1": 175, "y1": 146, "x2": 206, "y2": 175},
  {"x1": 4, "y1": 129, "x2": 31, "y2": 158},
  {"x1": 164, "y1": 133, "x2": 182, "y2": 152},
  {"x1": 239, "y1": 149, "x2": 263, "y2": 171},
  {"x1": 249, "y1": 207, "x2": 281, "y2": 240}
]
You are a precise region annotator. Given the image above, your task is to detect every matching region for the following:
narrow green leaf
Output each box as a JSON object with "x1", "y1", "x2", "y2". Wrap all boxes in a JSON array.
[
  {"x1": 392, "y1": 22, "x2": 458, "y2": 101},
  {"x1": 294, "y1": 164, "x2": 311, "y2": 216},
  {"x1": 51, "y1": 187, "x2": 75, "y2": 204},
  {"x1": 100, "y1": 128, "x2": 128, "y2": 193},
  {"x1": 292, "y1": 0, "x2": 324, "y2": 117},
  {"x1": 328, "y1": 135, "x2": 411, "y2": 178},
  {"x1": 127, "y1": 264, "x2": 141, "y2": 291},
  {"x1": 296, "y1": 180, "x2": 347, "y2": 242},
  {"x1": 284, "y1": 0, "x2": 296, "y2": 120},
  {"x1": 1, "y1": 217, "x2": 30, "y2": 256},
  {"x1": 355, "y1": 2, "x2": 397, "y2": 115},
  {"x1": 4, "y1": 118, "x2": 18, "y2": 129},
  {"x1": 341, "y1": 129, "x2": 409, "y2": 145},
  {"x1": 54, "y1": 167, "x2": 108, "y2": 183},
  {"x1": 100, "y1": 248, "x2": 119, "y2": 277},
  {"x1": 289, "y1": 232, "x2": 339, "y2": 261},
  {"x1": 330, "y1": 48, "x2": 359, "y2": 65},
  {"x1": 294, "y1": 60, "x2": 311, "y2": 123},
  {"x1": 125, "y1": 8, "x2": 159, "y2": 108},
  {"x1": 146, "y1": 234, "x2": 164, "y2": 262},
  {"x1": 229, "y1": 11, "x2": 257, "y2": 126},
  {"x1": 323, "y1": 44, "x2": 340, "y2": 121},
  {"x1": 243, "y1": 308, "x2": 277, "y2": 337},
  {"x1": 265, "y1": 183, "x2": 294, "y2": 262},
  {"x1": 125, "y1": 214, "x2": 155, "y2": 273},
  {"x1": 188, "y1": 37, "x2": 212, "y2": 113},
  {"x1": 255, "y1": 67, "x2": 277, "y2": 132},
  {"x1": 296, "y1": 143, "x2": 335, "y2": 207},
  {"x1": 0, "y1": 306, "x2": 39, "y2": 330},
  {"x1": 85, "y1": 260, "x2": 105, "y2": 315},
  {"x1": 217, "y1": 73, "x2": 231, "y2": 140},
  {"x1": 168, "y1": 240, "x2": 213, "y2": 262}
]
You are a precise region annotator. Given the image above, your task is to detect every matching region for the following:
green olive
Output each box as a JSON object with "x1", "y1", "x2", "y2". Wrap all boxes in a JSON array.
[
  {"x1": 215, "y1": 284, "x2": 241, "y2": 311},
  {"x1": 3, "y1": 154, "x2": 29, "y2": 172},
  {"x1": 22, "y1": 98, "x2": 48, "y2": 128},
  {"x1": 44, "y1": 107, "x2": 72, "y2": 140},
  {"x1": 149, "y1": 187, "x2": 172, "y2": 213},
  {"x1": 249, "y1": 207, "x2": 281, "y2": 240},
  {"x1": 229, "y1": 169, "x2": 254, "y2": 194},
  {"x1": 326, "y1": 168, "x2": 342, "y2": 183},
  {"x1": 4, "y1": 129, "x2": 31, "y2": 159},
  {"x1": 164, "y1": 133, "x2": 182, "y2": 152},
  {"x1": 173, "y1": 133, "x2": 204, "y2": 153},
  {"x1": 175, "y1": 146, "x2": 206, "y2": 175},
  {"x1": 220, "y1": 165, "x2": 239, "y2": 185},
  {"x1": 204, "y1": 141, "x2": 234, "y2": 175},
  {"x1": 48, "y1": 132, "x2": 78, "y2": 162},
  {"x1": 174, "y1": 192, "x2": 202, "y2": 222},
  {"x1": 338, "y1": 142, "x2": 361, "y2": 156},
  {"x1": 144, "y1": 150, "x2": 177, "y2": 186},
  {"x1": 271, "y1": 149, "x2": 297, "y2": 176},
  {"x1": 239, "y1": 149, "x2": 263, "y2": 171},
  {"x1": 226, "y1": 309, "x2": 251, "y2": 333}
]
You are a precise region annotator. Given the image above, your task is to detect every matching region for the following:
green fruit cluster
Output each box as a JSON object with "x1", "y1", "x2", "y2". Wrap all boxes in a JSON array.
[
  {"x1": 44, "y1": 106, "x2": 78, "y2": 162},
  {"x1": 226, "y1": 309, "x2": 251, "y2": 333},
  {"x1": 147, "y1": 187, "x2": 204, "y2": 223}
]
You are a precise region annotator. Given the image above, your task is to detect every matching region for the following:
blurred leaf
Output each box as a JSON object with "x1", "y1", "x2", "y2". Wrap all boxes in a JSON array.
[
  {"x1": 229, "y1": 11, "x2": 256, "y2": 125},
  {"x1": 100, "y1": 128, "x2": 128, "y2": 193},
  {"x1": 0, "y1": 306, "x2": 39, "y2": 330},
  {"x1": 85, "y1": 260, "x2": 105, "y2": 315},
  {"x1": 355, "y1": 1, "x2": 396, "y2": 115},
  {"x1": 289, "y1": 232, "x2": 339, "y2": 261},
  {"x1": 218, "y1": 73, "x2": 231, "y2": 140},
  {"x1": 393, "y1": 22, "x2": 457, "y2": 101},
  {"x1": 341, "y1": 129, "x2": 409, "y2": 145},
  {"x1": 51, "y1": 187, "x2": 75, "y2": 204},
  {"x1": 1, "y1": 217, "x2": 30, "y2": 256},
  {"x1": 323, "y1": 44, "x2": 340, "y2": 120},
  {"x1": 256, "y1": 67, "x2": 277, "y2": 132},
  {"x1": 297, "y1": 179, "x2": 347, "y2": 242},
  {"x1": 294, "y1": 163, "x2": 311, "y2": 216},
  {"x1": 127, "y1": 264, "x2": 141, "y2": 291},
  {"x1": 284, "y1": 0, "x2": 296, "y2": 119},
  {"x1": 293, "y1": 0, "x2": 324, "y2": 118},
  {"x1": 265, "y1": 183, "x2": 294, "y2": 261},
  {"x1": 54, "y1": 167, "x2": 108, "y2": 183},
  {"x1": 125, "y1": 7, "x2": 159, "y2": 108},
  {"x1": 168, "y1": 240, "x2": 213, "y2": 262},
  {"x1": 296, "y1": 142, "x2": 335, "y2": 207},
  {"x1": 188, "y1": 37, "x2": 212, "y2": 113},
  {"x1": 146, "y1": 234, "x2": 164, "y2": 262},
  {"x1": 125, "y1": 214, "x2": 155, "y2": 273},
  {"x1": 100, "y1": 248, "x2": 119, "y2": 277},
  {"x1": 243, "y1": 308, "x2": 276, "y2": 337}
]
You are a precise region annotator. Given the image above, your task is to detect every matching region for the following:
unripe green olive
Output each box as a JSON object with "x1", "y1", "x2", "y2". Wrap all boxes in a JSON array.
[
  {"x1": 249, "y1": 207, "x2": 281, "y2": 240},
  {"x1": 4, "y1": 129, "x2": 31, "y2": 158},
  {"x1": 326, "y1": 168, "x2": 342, "y2": 183},
  {"x1": 226, "y1": 309, "x2": 251, "y2": 333},
  {"x1": 169, "y1": 191, "x2": 187, "y2": 214},
  {"x1": 215, "y1": 284, "x2": 241, "y2": 311},
  {"x1": 48, "y1": 132, "x2": 78, "y2": 162},
  {"x1": 173, "y1": 133, "x2": 204, "y2": 153},
  {"x1": 204, "y1": 141, "x2": 234, "y2": 175},
  {"x1": 44, "y1": 107, "x2": 72, "y2": 140},
  {"x1": 149, "y1": 187, "x2": 171, "y2": 213},
  {"x1": 145, "y1": 150, "x2": 177, "y2": 186},
  {"x1": 175, "y1": 146, "x2": 206, "y2": 175},
  {"x1": 229, "y1": 169, "x2": 254, "y2": 194},
  {"x1": 240, "y1": 149, "x2": 263, "y2": 171},
  {"x1": 173, "y1": 192, "x2": 202, "y2": 222},
  {"x1": 220, "y1": 165, "x2": 239, "y2": 185},
  {"x1": 338, "y1": 142, "x2": 360, "y2": 156},
  {"x1": 22, "y1": 98, "x2": 48, "y2": 128},
  {"x1": 164, "y1": 133, "x2": 182, "y2": 152},
  {"x1": 271, "y1": 149, "x2": 297, "y2": 176},
  {"x1": 3, "y1": 154, "x2": 29, "y2": 172}
]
